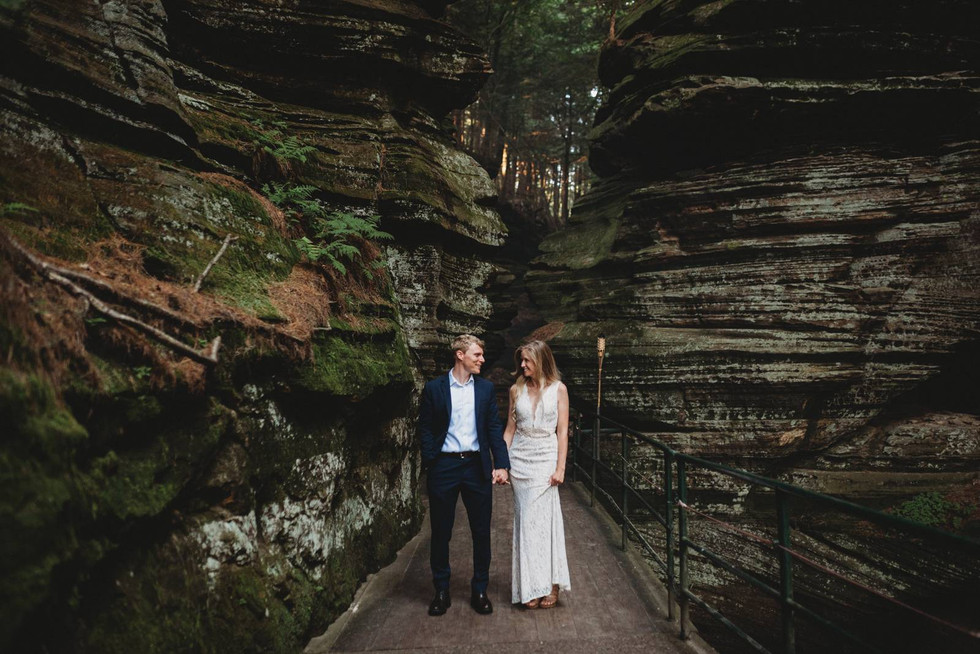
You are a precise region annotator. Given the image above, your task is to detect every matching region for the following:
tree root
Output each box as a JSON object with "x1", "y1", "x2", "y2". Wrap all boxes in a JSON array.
[{"x1": 1, "y1": 230, "x2": 220, "y2": 366}]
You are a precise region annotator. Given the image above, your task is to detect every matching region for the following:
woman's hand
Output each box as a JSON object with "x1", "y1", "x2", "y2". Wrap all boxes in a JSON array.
[{"x1": 549, "y1": 469, "x2": 564, "y2": 486}]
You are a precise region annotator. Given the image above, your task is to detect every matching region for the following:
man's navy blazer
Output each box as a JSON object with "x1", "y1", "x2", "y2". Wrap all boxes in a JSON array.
[{"x1": 418, "y1": 373, "x2": 510, "y2": 480}]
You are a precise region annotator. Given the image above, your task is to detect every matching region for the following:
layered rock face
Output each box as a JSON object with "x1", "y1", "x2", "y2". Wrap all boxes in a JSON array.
[
  {"x1": 0, "y1": 1, "x2": 503, "y2": 650},
  {"x1": 535, "y1": 0, "x2": 980, "y2": 498},
  {"x1": 529, "y1": 1, "x2": 980, "y2": 650}
]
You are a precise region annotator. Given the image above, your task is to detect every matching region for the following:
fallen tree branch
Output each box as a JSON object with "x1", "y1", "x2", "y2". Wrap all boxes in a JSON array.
[
  {"x1": 53, "y1": 265, "x2": 200, "y2": 330},
  {"x1": 194, "y1": 233, "x2": 237, "y2": 292},
  {"x1": 2, "y1": 230, "x2": 220, "y2": 366}
]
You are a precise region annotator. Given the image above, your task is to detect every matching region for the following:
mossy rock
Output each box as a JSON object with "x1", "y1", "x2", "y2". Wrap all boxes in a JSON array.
[
  {"x1": 294, "y1": 329, "x2": 413, "y2": 398},
  {"x1": 535, "y1": 176, "x2": 637, "y2": 270},
  {"x1": 535, "y1": 216, "x2": 621, "y2": 270},
  {"x1": 76, "y1": 396, "x2": 234, "y2": 521},
  {"x1": 81, "y1": 535, "x2": 211, "y2": 653},
  {"x1": 0, "y1": 369, "x2": 88, "y2": 646},
  {"x1": 137, "y1": 174, "x2": 299, "y2": 320},
  {"x1": 0, "y1": 119, "x2": 112, "y2": 261}
]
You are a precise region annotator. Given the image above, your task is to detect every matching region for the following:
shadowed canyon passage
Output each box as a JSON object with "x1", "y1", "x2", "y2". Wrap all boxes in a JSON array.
[{"x1": 1, "y1": 1, "x2": 979, "y2": 653}]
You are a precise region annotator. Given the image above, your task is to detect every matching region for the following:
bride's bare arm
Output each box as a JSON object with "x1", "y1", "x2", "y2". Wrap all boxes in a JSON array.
[
  {"x1": 503, "y1": 385, "x2": 518, "y2": 448},
  {"x1": 550, "y1": 383, "x2": 569, "y2": 485}
]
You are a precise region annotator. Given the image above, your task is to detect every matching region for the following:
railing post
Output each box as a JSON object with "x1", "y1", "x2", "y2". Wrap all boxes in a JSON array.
[
  {"x1": 572, "y1": 415, "x2": 580, "y2": 483},
  {"x1": 621, "y1": 430, "x2": 628, "y2": 550},
  {"x1": 678, "y1": 459, "x2": 690, "y2": 640},
  {"x1": 591, "y1": 414, "x2": 599, "y2": 507},
  {"x1": 665, "y1": 449, "x2": 675, "y2": 622},
  {"x1": 777, "y1": 490, "x2": 796, "y2": 654}
]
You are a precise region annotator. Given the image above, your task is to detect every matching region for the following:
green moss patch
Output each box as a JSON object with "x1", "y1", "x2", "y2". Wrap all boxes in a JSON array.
[
  {"x1": 0, "y1": 123, "x2": 112, "y2": 261},
  {"x1": 78, "y1": 397, "x2": 233, "y2": 521},
  {"x1": 295, "y1": 328, "x2": 413, "y2": 398},
  {"x1": 536, "y1": 216, "x2": 621, "y2": 270},
  {"x1": 0, "y1": 369, "x2": 88, "y2": 645}
]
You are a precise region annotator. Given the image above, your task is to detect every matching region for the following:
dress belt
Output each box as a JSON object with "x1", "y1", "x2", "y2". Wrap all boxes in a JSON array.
[{"x1": 440, "y1": 450, "x2": 480, "y2": 458}]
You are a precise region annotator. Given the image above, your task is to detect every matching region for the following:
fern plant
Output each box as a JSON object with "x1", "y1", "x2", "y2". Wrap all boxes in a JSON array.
[
  {"x1": 300, "y1": 211, "x2": 393, "y2": 276},
  {"x1": 251, "y1": 120, "x2": 316, "y2": 163},
  {"x1": 262, "y1": 181, "x2": 392, "y2": 276},
  {"x1": 261, "y1": 182, "x2": 323, "y2": 223},
  {"x1": 1, "y1": 202, "x2": 38, "y2": 217}
]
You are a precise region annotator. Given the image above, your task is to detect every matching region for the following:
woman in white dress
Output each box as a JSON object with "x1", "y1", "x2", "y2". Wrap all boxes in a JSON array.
[{"x1": 503, "y1": 340, "x2": 571, "y2": 609}]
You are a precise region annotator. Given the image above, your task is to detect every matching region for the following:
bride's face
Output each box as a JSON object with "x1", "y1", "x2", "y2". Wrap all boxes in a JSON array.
[{"x1": 520, "y1": 354, "x2": 536, "y2": 378}]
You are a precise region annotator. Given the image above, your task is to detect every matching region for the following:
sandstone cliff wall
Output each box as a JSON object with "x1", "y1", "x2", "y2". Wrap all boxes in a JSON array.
[
  {"x1": 527, "y1": 1, "x2": 980, "y2": 650},
  {"x1": 534, "y1": 0, "x2": 980, "y2": 506},
  {"x1": 0, "y1": 1, "x2": 502, "y2": 650}
]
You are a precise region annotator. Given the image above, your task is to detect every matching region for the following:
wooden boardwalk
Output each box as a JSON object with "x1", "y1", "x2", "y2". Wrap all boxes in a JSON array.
[{"x1": 306, "y1": 483, "x2": 716, "y2": 654}]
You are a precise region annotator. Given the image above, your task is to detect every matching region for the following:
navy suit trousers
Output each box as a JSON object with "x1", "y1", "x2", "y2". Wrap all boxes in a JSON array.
[{"x1": 426, "y1": 455, "x2": 492, "y2": 594}]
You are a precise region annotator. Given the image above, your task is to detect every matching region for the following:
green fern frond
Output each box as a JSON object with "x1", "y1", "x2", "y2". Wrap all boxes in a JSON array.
[{"x1": 1, "y1": 202, "x2": 38, "y2": 217}]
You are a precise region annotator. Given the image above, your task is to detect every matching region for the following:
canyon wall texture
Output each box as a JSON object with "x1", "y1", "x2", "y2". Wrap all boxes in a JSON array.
[
  {"x1": 527, "y1": 0, "x2": 980, "y2": 651},
  {"x1": 0, "y1": 1, "x2": 503, "y2": 651}
]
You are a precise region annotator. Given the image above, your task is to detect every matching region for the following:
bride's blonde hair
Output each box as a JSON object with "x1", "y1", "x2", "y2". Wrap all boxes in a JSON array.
[{"x1": 513, "y1": 340, "x2": 561, "y2": 389}]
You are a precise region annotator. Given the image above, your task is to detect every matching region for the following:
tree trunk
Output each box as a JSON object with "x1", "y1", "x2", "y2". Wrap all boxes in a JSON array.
[{"x1": 561, "y1": 93, "x2": 573, "y2": 225}]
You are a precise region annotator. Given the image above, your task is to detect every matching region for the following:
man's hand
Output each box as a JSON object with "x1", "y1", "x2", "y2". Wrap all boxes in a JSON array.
[{"x1": 492, "y1": 468, "x2": 509, "y2": 485}]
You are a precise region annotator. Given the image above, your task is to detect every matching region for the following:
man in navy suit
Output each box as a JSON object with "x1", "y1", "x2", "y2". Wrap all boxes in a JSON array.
[{"x1": 418, "y1": 334, "x2": 510, "y2": 616}]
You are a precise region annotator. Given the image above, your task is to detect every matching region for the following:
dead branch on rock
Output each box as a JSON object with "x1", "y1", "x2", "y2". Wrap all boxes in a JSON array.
[
  {"x1": 53, "y1": 264, "x2": 200, "y2": 330},
  {"x1": 1, "y1": 230, "x2": 220, "y2": 366},
  {"x1": 194, "y1": 233, "x2": 238, "y2": 292}
]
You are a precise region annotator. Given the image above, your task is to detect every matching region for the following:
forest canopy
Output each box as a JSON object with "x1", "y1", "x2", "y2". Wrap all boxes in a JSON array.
[{"x1": 446, "y1": 0, "x2": 632, "y2": 228}]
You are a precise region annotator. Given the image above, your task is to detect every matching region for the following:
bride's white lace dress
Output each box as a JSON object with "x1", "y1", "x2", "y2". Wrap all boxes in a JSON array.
[{"x1": 509, "y1": 381, "x2": 571, "y2": 604}]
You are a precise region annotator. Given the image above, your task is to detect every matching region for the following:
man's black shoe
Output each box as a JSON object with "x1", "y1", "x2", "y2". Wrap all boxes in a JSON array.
[
  {"x1": 470, "y1": 591, "x2": 493, "y2": 614},
  {"x1": 428, "y1": 590, "x2": 451, "y2": 616}
]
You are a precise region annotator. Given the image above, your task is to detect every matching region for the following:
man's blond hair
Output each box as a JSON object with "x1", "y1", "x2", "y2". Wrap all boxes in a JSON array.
[{"x1": 451, "y1": 334, "x2": 484, "y2": 357}]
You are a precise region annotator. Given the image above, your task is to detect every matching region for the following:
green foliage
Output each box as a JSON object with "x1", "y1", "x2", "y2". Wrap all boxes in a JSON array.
[
  {"x1": 299, "y1": 211, "x2": 392, "y2": 276},
  {"x1": 262, "y1": 182, "x2": 392, "y2": 277},
  {"x1": 1, "y1": 202, "x2": 38, "y2": 217},
  {"x1": 0, "y1": 368, "x2": 88, "y2": 646},
  {"x1": 891, "y1": 492, "x2": 975, "y2": 531},
  {"x1": 446, "y1": 0, "x2": 619, "y2": 221},
  {"x1": 261, "y1": 182, "x2": 322, "y2": 223},
  {"x1": 251, "y1": 120, "x2": 316, "y2": 163}
]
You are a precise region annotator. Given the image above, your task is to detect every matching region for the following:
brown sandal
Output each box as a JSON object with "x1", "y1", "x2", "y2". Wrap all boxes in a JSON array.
[
  {"x1": 524, "y1": 598, "x2": 540, "y2": 609},
  {"x1": 539, "y1": 585, "x2": 559, "y2": 609}
]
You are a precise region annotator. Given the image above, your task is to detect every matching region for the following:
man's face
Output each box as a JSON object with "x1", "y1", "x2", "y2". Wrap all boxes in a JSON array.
[{"x1": 458, "y1": 343, "x2": 485, "y2": 375}]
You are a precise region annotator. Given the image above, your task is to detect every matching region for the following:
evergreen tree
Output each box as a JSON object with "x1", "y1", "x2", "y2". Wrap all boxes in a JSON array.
[{"x1": 447, "y1": 0, "x2": 631, "y2": 227}]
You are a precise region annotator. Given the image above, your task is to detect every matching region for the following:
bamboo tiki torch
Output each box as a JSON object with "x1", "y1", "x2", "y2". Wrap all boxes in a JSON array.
[{"x1": 596, "y1": 334, "x2": 606, "y2": 413}]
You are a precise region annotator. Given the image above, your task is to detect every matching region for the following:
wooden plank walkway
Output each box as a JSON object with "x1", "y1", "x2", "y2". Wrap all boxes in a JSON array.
[{"x1": 306, "y1": 483, "x2": 716, "y2": 654}]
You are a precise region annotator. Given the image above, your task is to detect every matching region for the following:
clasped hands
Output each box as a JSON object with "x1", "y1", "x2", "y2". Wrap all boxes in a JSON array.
[{"x1": 492, "y1": 469, "x2": 564, "y2": 486}]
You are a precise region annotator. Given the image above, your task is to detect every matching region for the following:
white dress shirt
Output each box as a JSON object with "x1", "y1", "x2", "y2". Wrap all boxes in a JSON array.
[{"x1": 443, "y1": 370, "x2": 479, "y2": 453}]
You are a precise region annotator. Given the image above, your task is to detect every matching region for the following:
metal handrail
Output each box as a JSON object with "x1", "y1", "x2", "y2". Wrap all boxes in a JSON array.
[{"x1": 569, "y1": 411, "x2": 980, "y2": 654}]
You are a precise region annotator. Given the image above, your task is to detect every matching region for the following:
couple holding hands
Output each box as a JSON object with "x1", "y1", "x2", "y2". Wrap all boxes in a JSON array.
[{"x1": 418, "y1": 334, "x2": 571, "y2": 616}]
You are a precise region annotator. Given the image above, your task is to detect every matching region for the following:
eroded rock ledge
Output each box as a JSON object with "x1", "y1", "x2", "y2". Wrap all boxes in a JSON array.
[
  {"x1": 534, "y1": 0, "x2": 980, "y2": 498},
  {"x1": 528, "y1": 1, "x2": 980, "y2": 649}
]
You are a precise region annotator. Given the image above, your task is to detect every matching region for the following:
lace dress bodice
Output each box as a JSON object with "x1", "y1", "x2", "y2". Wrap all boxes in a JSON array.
[{"x1": 514, "y1": 382, "x2": 560, "y2": 438}]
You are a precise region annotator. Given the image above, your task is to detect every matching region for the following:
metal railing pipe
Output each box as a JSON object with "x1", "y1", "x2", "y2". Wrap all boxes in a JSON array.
[
  {"x1": 571, "y1": 415, "x2": 580, "y2": 483},
  {"x1": 591, "y1": 415, "x2": 599, "y2": 507},
  {"x1": 777, "y1": 490, "x2": 796, "y2": 654},
  {"x1": 567, "y1": 408, "x2": 980, "y2": 652},
  {"x1": 678, "y1": 458, "x2": 690, "y2": 640},
  {"x1": 665, "y1": 448, "x2": 676, "y2": 622},
  {"x1": 621, "y1": 430, "x2": 629, "y2": 550}
]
